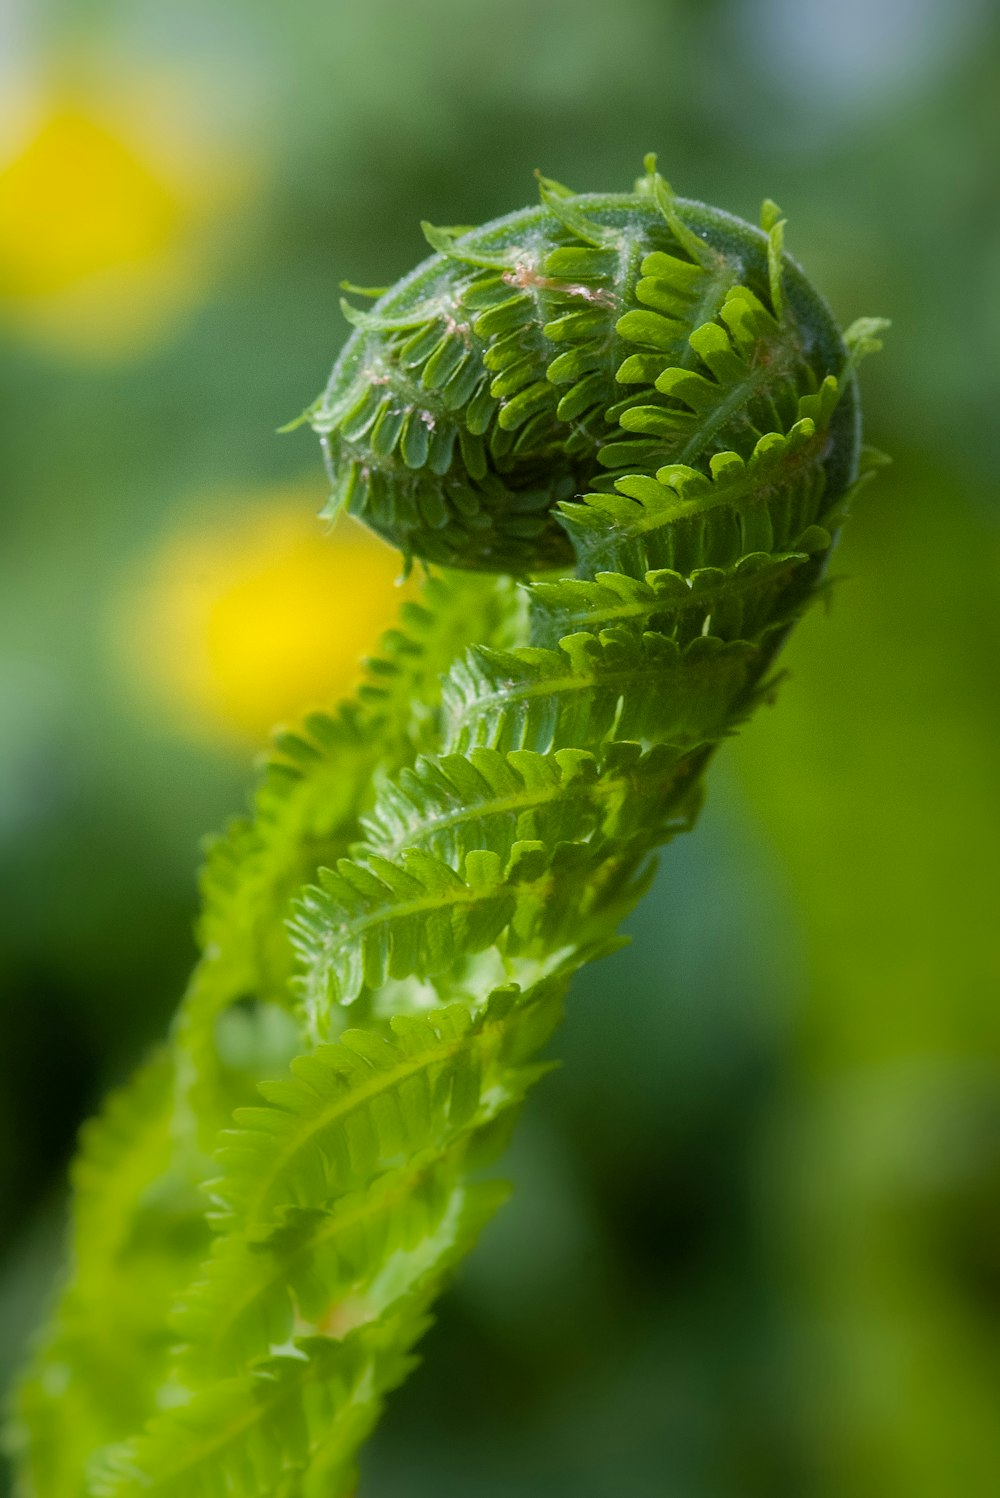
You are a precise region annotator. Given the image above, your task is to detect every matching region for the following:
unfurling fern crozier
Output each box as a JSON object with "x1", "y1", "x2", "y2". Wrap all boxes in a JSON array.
[{"x1": 10, "y1": 159, "x2": 886, "y2": 1498}]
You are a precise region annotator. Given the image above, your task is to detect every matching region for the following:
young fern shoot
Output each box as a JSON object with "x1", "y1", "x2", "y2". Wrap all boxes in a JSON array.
[{"x1": 11, "y1": 158, "x2": 886, "y2": 1497}]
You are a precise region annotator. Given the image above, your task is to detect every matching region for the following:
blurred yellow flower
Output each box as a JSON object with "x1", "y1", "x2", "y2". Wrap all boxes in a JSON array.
[
  {"x1": 117, "y1": 484, "x2": 417, "y2": 747},
  {"x1": 0, "y1": 91, "x2": 251, "y2": 357},
  {"x1": 0, "y1": 110, "x2": 181, "y2": 294}
]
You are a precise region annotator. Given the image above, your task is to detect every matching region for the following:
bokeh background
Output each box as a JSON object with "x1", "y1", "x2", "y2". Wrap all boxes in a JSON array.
[{"x1": 2, "y1": 1, "x2": 999, "y2": 1493}]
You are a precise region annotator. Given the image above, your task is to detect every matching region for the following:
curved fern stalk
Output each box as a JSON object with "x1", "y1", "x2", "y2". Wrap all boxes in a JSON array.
[
  {"x1": 9, "y1": 158, "x2": 887, "y2": 1497},
  {"x1": 9, "y1": 574, "x2": 521, "y2": 1498}
]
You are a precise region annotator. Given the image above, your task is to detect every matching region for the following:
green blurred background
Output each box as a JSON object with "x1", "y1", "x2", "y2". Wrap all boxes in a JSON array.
[{"x1": 2, "y1": 0, "x2": 999, "y2": 1493}]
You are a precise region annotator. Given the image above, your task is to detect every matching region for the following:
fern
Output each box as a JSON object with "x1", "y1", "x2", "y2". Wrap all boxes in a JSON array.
[
  {"x1": 527, "y1": 549, "x2": 823, "y2": 649},
  {"x1": 207, "y1": 980, "x2": 567, "y2": 1232},
  {"x1": 9, "y1": 1053, "x2": 206, "y2": 1498},
  {"x1": 10, "y1": 159, "x2": 886, "y2": 1495},
  {"x1": 359, "y1": 742, "x2": 697, "y2": 865},
  {"x1": 442, "y1": 631, "x2": 760, "y2": 755},
  {"x1": 175, "y1": 571, "x2": 521, "y2": 1139}
]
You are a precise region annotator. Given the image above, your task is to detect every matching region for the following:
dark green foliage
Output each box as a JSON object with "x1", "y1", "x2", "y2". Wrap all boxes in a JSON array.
[{"x1": 10, "y1": 161, "x2": 884, "y2": 1497}]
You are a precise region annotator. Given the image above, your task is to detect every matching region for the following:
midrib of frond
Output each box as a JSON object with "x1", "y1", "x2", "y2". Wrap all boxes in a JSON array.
[
  {"x1": 643, "y1": 432, "x2": 822, "y2": 531},
  {"x1": 531, "y1": 557, "x2": 804, "y2": 638},
  {"x1": 307, "y1": 879, "x2": 502, "y2": 967},
  {"x1": 363, "y1": 776, "x2": 596, "y2": 862},
  {"x1": 671, "y1": 349, "x2": 797, "y2": 466},
  {"x1": 446, "y1": 645, "x2": 752, "y2": 751},
  {"x1": 561, "y1": 422, "x2": 828, "y2": 582},
  {"x1": 234, "y1": 1014, "x2": 516, "y2": 1233}
]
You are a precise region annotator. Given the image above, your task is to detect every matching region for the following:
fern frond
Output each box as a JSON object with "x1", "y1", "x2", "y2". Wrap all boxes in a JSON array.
[
  {"x1": 11, "y1": 1052, "x2": 208, "y2": 1498},
  {"x1": 91, "y1": 1313, "x2": 428, "y2": 1498},
  {"x1": 207, "y1": 979, "x2": 565, "y2": 1232},
  {"x1": 194, "y1": 572, "x2": 521, "y2": 1001},
  {"x1": 601, "y1": 289, "x2": 820, "y2": 478},
  {"x1": 528, "y1": 546, "x2": 825, "y2": 649},
  {"x1": 175, "y1": 571, "x2": 521, "y2": 1133},
  {"x1": 12, "y1": 162, "x2": 885, "y2": 1497},
  {"x1": 562, "y1": 411, "x2": 835, "y2": 578},
  {"x1": 172, "y1": 1159, "x2": 506, "y2": 1382},
  {"x1": 290, "y1": 849, "x2": 518, "y2": 1015},
  {"x1": 292, "y1": 832, "x2": 663, "y2": 1029},
  {"x1": 358, "y1": 741, "x2": 696, "y2": 867},
  {"x1": 443, "y1": 630, "x2": 759, "y2": 757}
]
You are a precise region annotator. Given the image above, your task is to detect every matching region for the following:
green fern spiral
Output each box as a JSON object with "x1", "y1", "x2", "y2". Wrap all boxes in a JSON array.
[
  {"x1": 9, "y1": 160, "x2": 886, "y2": 1498},
  {"x1": 311, "y1": 158, "x2": 871, "y2": 573}
]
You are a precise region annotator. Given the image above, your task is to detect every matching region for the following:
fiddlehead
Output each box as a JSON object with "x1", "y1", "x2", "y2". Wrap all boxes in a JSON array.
[{"x1": 10, "y1": 160, "x2": 886, "y2": 1497}]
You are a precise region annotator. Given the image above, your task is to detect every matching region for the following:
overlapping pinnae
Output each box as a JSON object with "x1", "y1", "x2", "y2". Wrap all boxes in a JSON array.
[{"x1": 11, "y1": 159, "x2": 886, "y2": 1498}]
